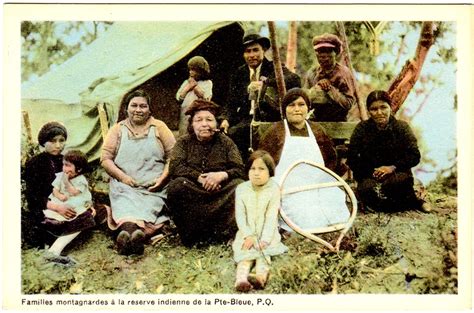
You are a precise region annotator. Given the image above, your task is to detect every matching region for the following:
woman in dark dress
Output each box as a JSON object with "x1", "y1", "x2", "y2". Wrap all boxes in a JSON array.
[
  {"x1": 167, "y1": 99, "x2": 245, "y2": 246},
  {"x1": 347, "y1": 90, "x2": 432, "y2": 212},
  {"x1": 23, "y1": 122, "x2": 96, "y2": 265}
]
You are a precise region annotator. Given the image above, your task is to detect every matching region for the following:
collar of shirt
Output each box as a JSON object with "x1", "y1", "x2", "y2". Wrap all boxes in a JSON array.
[
  {"x1": 249, "y1": 63, "x2": 262, "y2": 81},
  {"x1": 122, "y1": 117, "x2": 155, "y2": 138},
  {"x1": 316, "y1": 62, "x2": 339, "y2": 79}
]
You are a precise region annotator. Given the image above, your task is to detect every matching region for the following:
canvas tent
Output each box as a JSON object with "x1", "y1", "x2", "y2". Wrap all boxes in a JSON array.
[{"x1": 22, "y1": 21, "x2": 245, "y2": 161}]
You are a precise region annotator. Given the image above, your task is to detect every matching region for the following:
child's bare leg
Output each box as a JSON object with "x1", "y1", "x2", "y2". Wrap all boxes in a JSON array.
[
  {"x1": 253, "y1": 256, "x2": 270, "y2": 289},
  {"x1": 45, "y1": 231, "x2": 81, "y2": 266},
  {"x1": 235, "y1": 260, "x2": 253, "y2": 292},
  {"x1": 49, "y1": 231, "x2": 80, "y2": 255}
]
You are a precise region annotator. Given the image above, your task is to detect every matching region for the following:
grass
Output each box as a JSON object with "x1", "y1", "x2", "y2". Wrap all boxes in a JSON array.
[{"x1": 21, "y1": 190, "x2": 458, "y2": 295}]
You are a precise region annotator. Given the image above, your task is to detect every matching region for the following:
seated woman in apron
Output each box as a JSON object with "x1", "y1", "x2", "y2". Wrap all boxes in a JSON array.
[
  {"x1": 259, "y1": 88, "x2": 350, "y2": 233},
  {"x1": 101, "y1": 89, "x2": 176, "y2": 255}
]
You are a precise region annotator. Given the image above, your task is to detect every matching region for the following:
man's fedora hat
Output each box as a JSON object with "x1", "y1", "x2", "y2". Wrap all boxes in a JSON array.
[{"x1": 242, "y1": 33, "x2": 271, "y2": 50}]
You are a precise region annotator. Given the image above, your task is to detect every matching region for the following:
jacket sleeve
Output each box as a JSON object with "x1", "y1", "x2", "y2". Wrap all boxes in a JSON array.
[
  {"x1": 155, "y1": 120, "x2": 176, "y2": 162},
  {"x1": 394, "y1": 121, "x2": 421, "y2": 171},
  {"x1": 176, "y1": 80, "x2": 188, "y2": 102},
  {"x1": 201, "y1": 80, "x2": 213, "y2": 100},
  {"x1": 327, "y1": 83, "x2": 355, "y2": 111},
  {"x1": 24, "y1": 156, "x2": 51, "y2": 217},
  {"x1": 346, "y1": 123, "x2": 366, "y2": 180},
  {"x1": 169, "y1": 138, "x2": 202, "y2": 181},
  {"x1": 223, "y1": 136, "x2": 245, "y2": 180},
  {"x1": 258, "y1": 123, "x2": 284, "y2": 166},
  {"x1": 223, "y1": 71, "x2": 241, "y2": 122},
  {"x1": 100, "y1": 123, "x2": 121, "y2": 164},
  {"x1": 327, "y1": 65, "x2": 356, "y2": 111},
  {"x1": 283, "y1": 67, "x2": 302, "y2": 90}
]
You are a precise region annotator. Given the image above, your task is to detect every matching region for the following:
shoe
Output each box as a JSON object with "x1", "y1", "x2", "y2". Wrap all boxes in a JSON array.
[
  {"x1": 45, "y1": 252, "x2": 77, "y2": 267},
  {"x1": 279, "y1": 228, "x2": 292, "y2": 240},
  {"x1": 419, "y1": 201, "x2": 433, "y2": 213},
  {"x1": 116, "y1": 230, "x2": 131, "y2": 255},
  {"x1": 249, "y1": 273, "x2": 268, "y2": 290},
  {"x1": 235, "y1": 280, "x2": 252, "y2": 292},
  {"x1": 130, "y1": 229, "x2": 145, "y2": 255}
]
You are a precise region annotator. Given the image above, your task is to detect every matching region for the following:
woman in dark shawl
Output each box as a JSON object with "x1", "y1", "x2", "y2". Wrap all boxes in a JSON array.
[{"x1": 167, "y1": 99, "x2": 245, "y2": 246}]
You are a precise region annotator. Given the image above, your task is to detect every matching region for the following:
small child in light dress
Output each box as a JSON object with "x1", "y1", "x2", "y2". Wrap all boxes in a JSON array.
[
  {"x1": 232, "y1": 150, "x2": 288, "y2": 292},
  {"x1": 45, "y1": 150, "x2": 92, "y2": 222},
  {"x1": 176, "y1": 55, "x2": 213, "y2": 135}
]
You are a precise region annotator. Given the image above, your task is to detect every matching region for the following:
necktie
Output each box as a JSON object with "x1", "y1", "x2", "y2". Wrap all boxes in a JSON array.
[
  {"x1": 250, "y1": 70, "x2": 257, "y2": 82},
  {"x1": 249, "y1": 70, "x2": 257, "y2": 115}
]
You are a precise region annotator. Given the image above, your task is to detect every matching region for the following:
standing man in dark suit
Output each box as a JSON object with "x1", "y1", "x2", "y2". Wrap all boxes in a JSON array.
[{"x1": 220, "y1": 33, "x2": 301, "y2": 161}]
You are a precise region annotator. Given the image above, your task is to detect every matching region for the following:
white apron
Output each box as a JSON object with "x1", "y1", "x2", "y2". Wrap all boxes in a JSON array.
[
  {"x1": 109, "y1": 125, "x2": 169, "y2": 226},
  {"x1": 273, "y1": 120, "x2": 350, "y2": 231}
]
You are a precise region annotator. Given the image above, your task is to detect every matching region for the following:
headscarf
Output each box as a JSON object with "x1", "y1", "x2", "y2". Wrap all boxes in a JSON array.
[{"x1": 37, "y1": 121, "x2": 67, "y2": 147}]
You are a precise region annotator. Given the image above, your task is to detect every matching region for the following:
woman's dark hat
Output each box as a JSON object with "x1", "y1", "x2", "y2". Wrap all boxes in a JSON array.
[
  {"x1": 38, "y1": 121, "x2": 68, "y2": 147},
  {"x1": 184, "y1": 99, "x2": 221, "y2": 117},
  {"x1": 312, "y1": 33, "x2": 343, "y2": 55},
  {"x1": 242, "y1": 33, "x2": 271, "y2": 51}
]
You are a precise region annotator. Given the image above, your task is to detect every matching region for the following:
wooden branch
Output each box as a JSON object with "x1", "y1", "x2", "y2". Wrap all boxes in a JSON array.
[
  {"x1": 405, "y1": 86, "x2": 435, "y2": 122},
  {"x1": 22, "y1": 110, "x2": 33, "y2": 145},
  {"x1": 282, "y1": 181, "x2": 344, "y2": 195},
  {"x1": 268, "y1": 21, "x2": 286, "y2": 119},
  {"x1": 286, "y1": 21, "x2": 298, "y2": 73},
  {"x1": 97, "y1": 102, "x2": 109, "y2": 141},
  {"x1": 278, "y1": 160, "x2": 358, "y2": 252},
  {"x1": 394, "y1": 34, "x2": 407, "y2": 66},
  {"x1": 387, "y1": 22, "x2": 436, "y2": 114},
  {"x1": 336, "y1": 22, "x2": 367, "y2": 120}
]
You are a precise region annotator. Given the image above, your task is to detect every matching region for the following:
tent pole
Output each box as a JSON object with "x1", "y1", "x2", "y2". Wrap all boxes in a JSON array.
[
  {"x1": 22, "y1": 110, "x2": 33, "y2": 146},
  {"x1": 97, "y1": 103, "x2": 109, "y2": 141},
  {"x1": 335, "y1": 21, "x2": 367, "y2": 121},
  {"x1": 268, "y1": 21, "x2": 287, "y2": 119}
]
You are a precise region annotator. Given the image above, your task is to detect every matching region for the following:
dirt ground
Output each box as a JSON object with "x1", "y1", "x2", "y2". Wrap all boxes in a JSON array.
[{"x1": 21, "y1": 188, "x2": 457, "y2": 295}]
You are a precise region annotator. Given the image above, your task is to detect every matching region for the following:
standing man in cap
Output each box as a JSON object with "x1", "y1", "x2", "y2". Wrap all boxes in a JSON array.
[
  {"x1": 221, "y1": 32, "x2": 301, "y2": 161},
  {"x1": 304, "y1": 33, "x2": 357, "y2": 122}
]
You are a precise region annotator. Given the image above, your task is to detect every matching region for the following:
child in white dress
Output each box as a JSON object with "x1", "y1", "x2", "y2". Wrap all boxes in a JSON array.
[
  {"x1": 232, "y1": 150, "x2": 288, "y2": 292},
  {"x1": 45, "y1": 150, "x2": 92, "y2": 222},
  {"x1": 176, "y1": 56, "x2": 213, "y2": 135}
]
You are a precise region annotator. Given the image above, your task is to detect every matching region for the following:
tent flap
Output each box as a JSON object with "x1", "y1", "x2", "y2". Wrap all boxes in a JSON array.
[{"x1": 22, "y1": 21, "x2": 244, "y2": 162}]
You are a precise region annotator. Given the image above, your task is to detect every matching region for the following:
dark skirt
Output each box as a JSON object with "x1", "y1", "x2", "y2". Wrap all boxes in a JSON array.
[
  {"x1": 42, "y1": 209, "x2": 96, "y2": 237},
  {"x1": 167, "y1": 177, "x2": 243, "y2": 246},
  {"x1": 357, "y1": 172, "x2": 421, "y2": 212}
]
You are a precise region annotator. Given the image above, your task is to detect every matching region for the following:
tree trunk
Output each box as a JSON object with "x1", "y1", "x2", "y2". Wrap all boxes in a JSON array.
[
  {"x1": 268, "y1": 21, "x2": 286, "y2": 119},
  {"x1": 387, "y1": 22, "x2": 436, "y2": 114},
  {"x1": 286, "y1": 21, "x2": 298, "y2": 73},
  {"x1": 36, "y1": 22, "x2": 54, "y2": 76},
  {"x1": 335, "y1": 22, "x2": 367, "y2": 120}
]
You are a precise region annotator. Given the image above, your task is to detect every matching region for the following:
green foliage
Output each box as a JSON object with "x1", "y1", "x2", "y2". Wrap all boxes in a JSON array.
[
  {"x1": 428, "y1": 161, "x2": 457, "y2": 198},
  {"x1": 22, "y1": 186, "x2": 457, "y2": 294},
  {"x1": 21, "y1": 21, "x2": 113, "y2": 82},
  {"x1": 22, "y1": 249, "x2": 77, "y2": 293}
]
